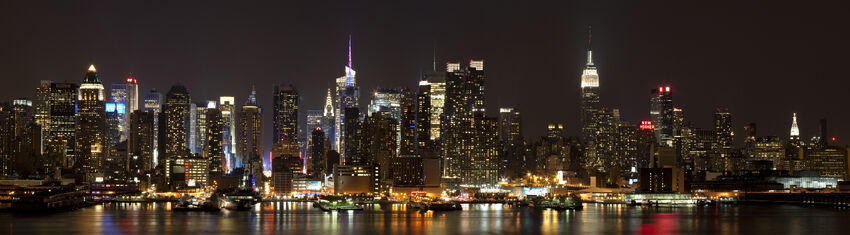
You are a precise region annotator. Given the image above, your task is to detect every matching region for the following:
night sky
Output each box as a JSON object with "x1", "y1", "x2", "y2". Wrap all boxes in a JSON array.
[{"x1": 1, "y1": 0, "x2": 848, "y2": 155}]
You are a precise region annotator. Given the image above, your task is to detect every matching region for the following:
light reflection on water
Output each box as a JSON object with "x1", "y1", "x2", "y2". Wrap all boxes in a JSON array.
[{"x1": 1, "y1": 202, "x2": 848, "y2": 234}]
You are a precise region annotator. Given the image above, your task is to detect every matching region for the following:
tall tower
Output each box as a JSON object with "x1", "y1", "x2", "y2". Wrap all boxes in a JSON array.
[
  {"x1": 203, "y1": 102, "x2": 225, "y2": 175},
  {"x1": 47, "y1": 82, "x2": 78, "y2": 168},
  {"x1": 334, "y1": 36, "x2": 360, "y2": 158},
  {"x1": 125, "y1": 73, "x2": 139, "y2": 114},
  {"x1": 272, "y1": 84, "x2": 298, "y2": 144},
  {"x1": 219, "y1": 96, "x2": 237, "y2": 169},
  {"x1": 76, "y1": 64, "x2": 107, "y2": 179},
  {"x1": 580, "y1": 27, "x2": 603, "y2": 169},
  {"x1": 790, "y1": 113, "x2": 800, "y2": 141},
  {"x1": 128, "y1": 110, "x2": 155, "y2": 178},
  {"x1": 650, "y1": 86, "x2": 673, "y2": 146},
  {"x1": 441, "y1": 60, "x2": 489, "y2": 185},
  {"x1": 237, "y1": 87, "x2": 264, "y2": 183},
  {"x1": 416, "y1": 79, "x2": 432, "y2": 152},
  {"x1": 143, "y1": 89, "x2": 162, "y2": 166},
  {"x1": 713, "y1": 107, "x2": 733, "y2": 150},
  {"x1": 322, "y1": 88, "x2": 336, "y2": 151},
  {"x1": 158, "y1": 84, "x2": 191, "y2": 160}
]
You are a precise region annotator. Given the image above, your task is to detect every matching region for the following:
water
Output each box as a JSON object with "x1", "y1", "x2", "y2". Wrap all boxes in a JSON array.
[{"x1": 1, "y1": 202, "x2": 847, "y2": 234}]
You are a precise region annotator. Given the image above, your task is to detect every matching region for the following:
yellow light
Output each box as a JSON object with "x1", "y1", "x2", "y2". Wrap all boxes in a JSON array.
[{"x1": 88, "y1": 64, "x2": 96, "y2": 72}]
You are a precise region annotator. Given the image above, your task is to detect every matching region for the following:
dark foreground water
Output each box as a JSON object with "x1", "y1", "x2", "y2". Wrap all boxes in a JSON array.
[{"x1": 1, "y1": 202, "x2": 848, "y2": 234}]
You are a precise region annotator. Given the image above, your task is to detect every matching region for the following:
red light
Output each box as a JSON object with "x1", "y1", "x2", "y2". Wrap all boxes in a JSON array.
[
  {"x1": 658, "y1": 87, "x2": 663, "y2": 92},
  {"x1": 639, "y1": 120, "x2": 654, "y2": 130},
  {"x1": 126, "y1": 78, "x2": 133, "y2": 83},
  {"x1": 665, "y1": 86, "x2": 670, "y2": 92},
  {"x1": 832, "y1": 137, "x2": 837, "y2": 141}
]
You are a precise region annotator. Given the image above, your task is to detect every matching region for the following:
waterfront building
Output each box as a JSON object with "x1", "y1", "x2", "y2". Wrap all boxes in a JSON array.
[
  {"x1": 158, "y1": 85, "x2": 191, "y2": 162},
  {"x1": 203, "y1": 102, "x2": 225, "y2": 176},
  {"x1": 714, "y1": 107, "x2": 733, "y2": 150},
  {"x1": 441, "y1": 60, "x2": 486, "y2": 185}
]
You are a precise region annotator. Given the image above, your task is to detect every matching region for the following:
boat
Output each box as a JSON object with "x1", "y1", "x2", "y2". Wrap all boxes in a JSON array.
[
  {"x1": 316, "y1": 196, "x2": 363, "y2": 211},
  {"x1": 173, "y1": 196, "x2": 221, "y2": 212},
  {"x1": 530, "y1": 195, "x2": 583, "y2": 210},
  {"x1": 422, "y1": 201, "x2": 462, "y2": 211},
  {"x1": 10, "y1": 187, "x2": 88, "y2": 212},
  {"x1": 219, "y1": 188, "x2": 261, "y2": 210}
]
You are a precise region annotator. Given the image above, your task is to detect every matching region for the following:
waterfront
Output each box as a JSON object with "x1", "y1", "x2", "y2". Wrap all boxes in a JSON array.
[{"x1": 1, "y1": 203, "x2": 848, "y2": 234}]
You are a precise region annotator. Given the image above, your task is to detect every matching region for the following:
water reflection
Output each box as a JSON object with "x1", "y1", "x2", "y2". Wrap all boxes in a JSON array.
[{"x1": 0, "y1": 202, "x2": 848, "y2": 234}]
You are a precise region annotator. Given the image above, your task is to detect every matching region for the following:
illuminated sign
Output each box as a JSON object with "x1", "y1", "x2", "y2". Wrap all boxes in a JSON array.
[
  {"x1": 639, "y1": 121, "x2": 654, "y2": 130},
  {"x1": 116, "y1": 104, "x2": 126, "y2": 114},
  {"x1": 523, "y1": 187, "x2": 547, "y2": 196},
  {"x1": 306, "y1": 181, "x2": 322, "y2": 191},
  {"x1": 105, "y1": 103, "x2": 116, "y2": 113}
]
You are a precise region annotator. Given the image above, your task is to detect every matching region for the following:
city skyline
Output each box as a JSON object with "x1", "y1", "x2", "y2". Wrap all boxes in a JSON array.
[{"x1": 1, "y1": 1, "x2": 846, "y2": 149}]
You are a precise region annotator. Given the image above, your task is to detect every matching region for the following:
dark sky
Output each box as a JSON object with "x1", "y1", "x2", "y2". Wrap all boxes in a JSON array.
[{"x1": 1, "y1": 0, "x2": 849, "y2": 155}]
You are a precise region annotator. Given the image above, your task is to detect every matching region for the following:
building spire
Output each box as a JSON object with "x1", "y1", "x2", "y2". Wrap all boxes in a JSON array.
[
  {"x1": 790, "y1": 113, "x2": 800, "y2": 139},
  {"x1": 586, "y1": 25, "x2": 594, "y2": 66},
  {"x1": 346, "y1": 34, "x2": 354, "y2": 86},
  {"x1": 246, "y1": 85, "x2": 257, "y2": 105},
  {"x1": 323, "y1": 88, "x2": 334, "y2": 116}
]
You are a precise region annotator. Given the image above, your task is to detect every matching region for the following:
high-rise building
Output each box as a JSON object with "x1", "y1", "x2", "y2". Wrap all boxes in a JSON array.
[
  {"x1": 425, "y1": 72, "x2": 446, "y2": 142},
  {"x1": 143, "y1": 89, "x2": 162, "y2": 166},
  {"x1": 368, "y1": 88, "x2": 402, "y2": 120},
  {"x1": 76, "y1": 65, "x2": 107, "y2": 179},
  {"x1": 105, "y1": 102, "x2": 124, "y2": 149},
  {"x1": 47, "y1": 82, "x2": 78, "y2": 168},
  {"x1": 124, "y1": 73, "x2": 139, "y2": 115},
  {"x1": 128, "y1": 110, "x2": 155, "y2": 180},
  {"x1": 399, "y1": 88, "x2": 416, "y2": 155},
  {"x1": 219, "y1": 96, "x2": 237, "y2": 169},
  {"x1": 158, "y1": 84, "x2": 191, "y2": 161},
  {"x1": 203, "y1": 102, "x2": 225, "y2": 176},
  {"x1": 322, "y1": 89, "x2": 337, "y2": 151},
  {"x1": 34, "y1": 80, "x2": 51, "y2": 132},
  {"x1": 415, "y1": 79, "x2": 432, "y2": 151},
  {"x1": 579, "y1": 28, "x2": 604, "y2": 171},
  {"x1": 307, "y1": 127, "x2": 327, "y2": 179},
  {"x1": 110, "y1": 83, "x2": 129, "y2": 142},
  {"x1": 190, "y1": 102, "x2": 208, "y2": 154},
  {"x1": 789, "y1": 113, "x2": 801, "y2": 143},
  {"x1": 442, "y1": 60, "x2": 489, "y2": 186},
  {"x1": 104, "y1": 140, "x2": 128, "y2": 182},
  {"x1": 334, "y1": 36, "x2": 360, "y2": 158},
  {"x1": 650, "y1": 86, "x2": 673, "y2": 146},
  {"x1": 305, "y1": 110, "x2": 323, "y2": 134},
  {"x1": 498, "y1": 108, "x2": 524, "y2": 180},
  {"x1": 713, "y1": 107, "x2": 733, "y2": 150},
  {"x1": 237, "y1": 88, "x2": 263, "y2": 184},
  {"x1": 272, "y1": 84, "x2": 298, "y2": 144}
]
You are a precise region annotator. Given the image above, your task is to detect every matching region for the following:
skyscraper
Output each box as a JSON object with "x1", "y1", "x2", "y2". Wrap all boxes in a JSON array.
[
  {"x1": 125, "y1": 73, "x2": 139, "y2": 115},
  {"x1": 237, "y1": 88, "x2": 263, "y2": 184},
  {"x1": 76, "y1": 65, "x2": 107, "y2": 179},
  {"x1": 34, "y1": 80, "x2": 51, "y2": 132},
  {"x1": 650, "y1": 86, "x2": 673, "y2": 146},
  {"x1": 399, "y1": 88, "x2": 416, "y2": 155},
  {"x1": 110, "y1": 83, "x2": 129, "y2": 142},
  {"x1": 128, "y1": 110, "x2": 155, "y2": 179},
  {"x1": 190, "y1": 102, "x2": 208, "y2": 154},
  {"x1": 441, "y1": 60, "x2": 489, "y2": 186},
  {"x1": 143, "y1": 89, "x2": 162, "y2": 166},
  {"x1": 158, "y1": 84, "x2": 191, "y2": 160},
  {"x1": 334, "y1": 36, "x2": 360, "y2": 158},
  {"x1": 424, "y1": 71, "x2": 446, "y2": 142},
  {"x1": 498, "y1": 108, "x2": 523, "y2": 179},
  {"x1": 307, "y1": 127, "x2": 327, "y2": 179},
  {"x1": 789, "y1": 113, "x2": 800, "y2": 142},
  {"x1": 713, "y1": 107, "x2": 733, "y2": 150},
  {"x1": 416, "y1": 79, "x2": 432, "y2": 152},
  {"x1": 219, "y1": 96, "x2": 237, "y2": 169},
  {"x1": 579, "y1": 27, "x2": 604, "y2": 170},
  {"x1": 272, "y1": 84, "x2": 298, "y2": 144},
  {"x1": 322, "y1": 89, "x2": 337, "y2": 151},
  {"x1": 305, "y1": 110, "x2": 323, "y2": 134},
  {"x1": 203, "y1": 102, "x2": 225, "y2": 176},
  {"x1": 47, "y1": 82, "x2": 78, "y2": 169}
]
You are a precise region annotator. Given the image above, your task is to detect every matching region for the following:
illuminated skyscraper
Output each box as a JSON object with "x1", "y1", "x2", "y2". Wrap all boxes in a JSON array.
[
  {"x1": 579, "y1": 27, "x2": 603, "y2": 170},
  {"x1": 416, "y1": 79, "x2": 432, "y2": 151},
  {"x1": 322, "y1": 89, "x2": 336, "y2": 151},
  {"x1": 219, "y1": 96, "x2": 237, "y2": 169},
  {"x1": 650, "y1": 86, "x2": 673, "y2": 146},
  {"x1": 713, "y1": 107, "x2": 733, "y2": 149},
  {"x1": 189, "y1": 102, "x2": 208, "y2": 154},
  {"x1": 399, "y1": 88, "x2": 416, "y2": 155},
  {"x1": 34, "y1": 80, "x2": 51, "y2": 132},
  {"x1": 334, "y1": 36, "x2": 360, "y2": 158},
  {"x1": 47, "y1": 82, "x2": 78, "y2": 168},
  {"x1": 307, "y1": 127, "x2": 328, "y2": 179},
  {"x1": 442, "y1": 60, "x2": 490, "y2": 185},
  {"x1": 76, "y1": 65, "x2": 107, "y2": 179},
  {"x1": 203, "y1": 102, "x2": 225, "y2": 175},
  {"x1": 143, "y1": 89, "x2": 162, "y2": 166},
  {"x1": 498, "y1": 108, "x2": 523, "y2": 179},
  {"x1": 272, "y1": 84, "x2": 298, "y2": 144},
  {"x1": 237, "y1": 88, "x2": 263, "y2": 184},
  {"x1": 425, "y1": 72, "x2": 446, "y2": 142},
  {"x1": 158, "y1": 84, "x2": 191, "y2": 160},
  {"x1": 105, "y1": 102, "x2": 123, "y2": 149},
  {"x1": 789, "y1": 113, "x2": 800, "y2": 142},
  {"x1": 110, "y1": 74, "x2": 137, "y2": 143},
  {"x1": 305, "y1": 110, "x2": 323, "y2": 134},
  {"x1": 128, "y1": 110, "x2": 155, "y2": 178}
]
